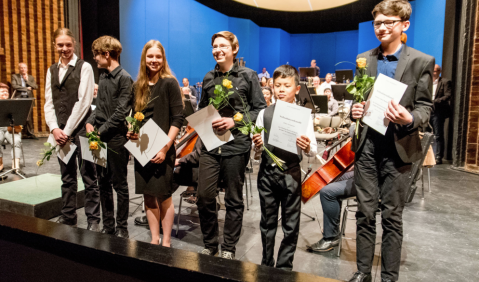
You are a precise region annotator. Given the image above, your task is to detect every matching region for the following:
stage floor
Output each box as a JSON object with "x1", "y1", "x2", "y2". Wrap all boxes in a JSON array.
[{"x1": 1, "y1": 138, "x2": 478, "y2": 282}]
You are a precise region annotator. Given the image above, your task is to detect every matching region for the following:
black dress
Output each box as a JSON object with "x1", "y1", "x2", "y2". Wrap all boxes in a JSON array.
[{"x1": 134, "y1": 77, "x2": 185, "y2": 200}]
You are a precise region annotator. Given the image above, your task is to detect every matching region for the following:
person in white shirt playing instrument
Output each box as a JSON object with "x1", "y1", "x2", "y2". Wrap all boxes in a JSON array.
[
  {"x1": 43, "y1": 27, "x2": 100, "y2": 230},
  {"x1": 252, "y1": 65, "x2": 317, "y2": 271},
  {"x1": 318, "y1": 73, "x2": 336, "y2": 94}
]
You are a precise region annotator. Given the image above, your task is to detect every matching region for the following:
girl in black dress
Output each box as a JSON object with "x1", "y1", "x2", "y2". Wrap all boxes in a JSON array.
[{"x1": 127, "y1": 40, "x2": 184, "y2": 246}]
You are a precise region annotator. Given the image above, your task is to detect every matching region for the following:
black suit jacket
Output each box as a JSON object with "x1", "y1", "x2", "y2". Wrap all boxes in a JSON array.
[
  {"x1": 433, "y1": 77, "x2": 452, "y2": 117},
  {"x1": 352, "y1": 44, "x2": 435, "y2": 163}
]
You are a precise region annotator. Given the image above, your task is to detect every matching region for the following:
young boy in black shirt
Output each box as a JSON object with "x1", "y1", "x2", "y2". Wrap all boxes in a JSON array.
[
  {"x1": 86, "y1": 36, "x2": 133, "y2": 238},
  {"x1": 252, "y1": 65, "x2": 317, "y2": 270}
]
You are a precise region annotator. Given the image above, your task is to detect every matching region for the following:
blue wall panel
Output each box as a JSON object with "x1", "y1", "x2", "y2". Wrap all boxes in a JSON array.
[
  {"x1": 259, "y1": 27, "x2": 280, "y2": 75},
  {"x1": 413, "y1": 0, "x2": 445, "y2": 65},
  {"x1": 120, "y1": 0, "x2": 445, "y2": 83}
]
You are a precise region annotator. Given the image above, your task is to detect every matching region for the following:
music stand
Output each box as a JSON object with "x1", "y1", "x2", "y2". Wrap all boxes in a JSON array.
[
  {"x1": 299, "y1": 67, "x2": 316, "y2": 79},
  {"x1": 331, "y1": 85, "x2": 348, "y2": 101},
  {"x1": 0, "y1": 99, "x2": 33, "y2": 179},
  {"x1": 335, "y1": 69, "x2": 354, "y2": 83},
  {"x1": 297, "y1": 84, "x2": 315, "y2": 111},
  {"x1": 311, "y1": 95, "x2": 328, "y2": 114}
]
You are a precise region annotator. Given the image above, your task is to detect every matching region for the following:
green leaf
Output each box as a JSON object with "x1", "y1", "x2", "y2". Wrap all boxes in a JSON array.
[
  {"x1": 356, "y1": 81, "x2": 363, "y2": 89},
  {"x1": 126, "y1": 116, "x2": 135, "y2": 123},
  {"x1": 47, "y1": 156, "x2": 50, "y2": 161},
  {"x1": 215, "y1": 84, "x2": 222, "y2": 91},
  {"x1": 346, "y1": 84, "x2": 355, "y2": 93},
  {"x1": 349, "y1": 88, "x2": 357, "y2": 95},
  {"x1": 100, "y1": 143, "x2": 106, "y2": 149},
  {"x1": 228, "y1": 91, "x2": 234, "y2": 95}
]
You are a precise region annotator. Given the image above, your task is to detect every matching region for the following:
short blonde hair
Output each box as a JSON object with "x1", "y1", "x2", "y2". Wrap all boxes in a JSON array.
[
  {"x1": 92, "y1": 36, "x2": 122, "y2": 60},
  {"x1": 372, "y1": 0, "x2": 412, "y2": 21},
  {"x1": 211, "y1": 31, "x2": 239, "y2": 58}
]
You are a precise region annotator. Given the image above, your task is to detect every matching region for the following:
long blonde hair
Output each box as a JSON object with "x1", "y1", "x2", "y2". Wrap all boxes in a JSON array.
[{"x1": 134, "y1": 40, "x2": 176, "y2": 112}]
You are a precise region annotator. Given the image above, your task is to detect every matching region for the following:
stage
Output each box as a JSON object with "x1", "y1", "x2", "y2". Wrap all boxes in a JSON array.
[{"x1": 1, "y1": 138, "x2": 478, "y2": 281}]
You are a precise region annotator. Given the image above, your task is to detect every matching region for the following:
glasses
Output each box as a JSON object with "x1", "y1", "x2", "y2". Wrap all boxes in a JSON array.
[
  {"x1": 211, "y1": 45, "x2": 231, "y2": 51},
  {"x1": 372, "y1": 20, "x2": 403, "y2": 29}
]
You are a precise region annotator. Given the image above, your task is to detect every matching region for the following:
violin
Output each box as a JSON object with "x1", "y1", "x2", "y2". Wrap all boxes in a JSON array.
[
  {"x1": 301, "y1": 136, "x2": 355, "y2": 203},
  {"x1": 175, "y1": 125, "x2": 198, "y2": 159},
  {"x1": 7, "y1": 125, "x2": 23, "y2": 134}
]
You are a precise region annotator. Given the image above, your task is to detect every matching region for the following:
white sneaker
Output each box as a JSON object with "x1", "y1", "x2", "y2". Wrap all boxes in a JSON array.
[
  {"x1": 221, "y1": 251, "x2": 235, "y2": 260},
  {"x1": 200, "y1": 248, "x2": 218, "y2": 256}
]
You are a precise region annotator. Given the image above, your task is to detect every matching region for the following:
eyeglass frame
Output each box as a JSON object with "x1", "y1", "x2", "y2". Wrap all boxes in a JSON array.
[
  {"x1": 211, "y1": 44, "x2": 231, "y2": 51},
  {"x1": 372, "y1": 20, "x2": 403, "y2": 29}
]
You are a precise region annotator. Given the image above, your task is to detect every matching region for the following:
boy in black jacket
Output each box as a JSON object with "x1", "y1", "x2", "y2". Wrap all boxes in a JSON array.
[{"x1": 252, "y1": 65, "x2": 317, "y2": 270}]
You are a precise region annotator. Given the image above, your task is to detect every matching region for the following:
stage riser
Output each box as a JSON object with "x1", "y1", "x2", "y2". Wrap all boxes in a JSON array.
[{"x1": 0, "y1": 191, "x2": 85, "y2": 219}]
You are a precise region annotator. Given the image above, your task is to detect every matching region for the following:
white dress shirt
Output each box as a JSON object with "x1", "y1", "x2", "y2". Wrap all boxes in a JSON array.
[
  {"x1": 258, "y1": 71, "x2": 270, "y2": 79},
  {"x1": 254, "y1": 106, "x2": 317, "y2": 157},
  {"x1": 44, "y1": 54, "x2": 95, "y2": 136},
  {"x1": 318, "y1": 81, "x2": 336, "y2": 94},
  {"x1": 433, "y1": 78, "x2": 439, "y2": 100}
]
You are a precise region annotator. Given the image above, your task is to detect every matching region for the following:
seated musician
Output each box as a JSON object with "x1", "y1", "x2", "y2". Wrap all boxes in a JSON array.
[
  {"x1": 252, "y1": 65, "x2": 317, "y2": 270},
  {"x1": 182, "y1": 87, "x2": 197, "y2": 111},
  {"x1": 318, "y1": 73, "x2": 336, "y2": 94},
  {"x1": 324, "y1": 88, "x2": 338, "y2": 116},
  {"x1": 306, "y1": 167, "x2": 356, "y2": 252},
  {"x1": 0, "y1": 83, "x2": 23, "y2": 175},
  {"x1": 313, "y1": 76, "x2": 321, "y2": 94},
  {"x1": 135, "y1": 137, "x2": 202, "y2": 225}
]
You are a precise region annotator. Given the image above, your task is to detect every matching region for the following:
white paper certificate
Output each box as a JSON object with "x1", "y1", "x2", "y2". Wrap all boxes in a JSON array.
[
  {"x1": 186, "y1": 104, "x2": 234, "y2": 152},
  {"x1": 362, "y1": 74, "x2": 408, "y2": 135},
  {"x1": 268, "y1": 100, "x2": 312, "y2": 154},
  {"x1": 124, "y1": 119, "x2": 171, "y2": 167},
  {"x1": 79, "y1": 136, "x2": 107, "y2": 168},
  {"x1": 47, "y1": 134, "x2": 76, "y2": 165}
]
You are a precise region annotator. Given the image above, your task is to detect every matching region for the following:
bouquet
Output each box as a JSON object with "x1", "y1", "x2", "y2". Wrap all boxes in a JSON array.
[
  {"x1": 345, "y1": 58, "x2": 375, "y2": 138},
  {"x1": 86, "y1": 130, "x2": 117, "y2": 153},
  {"x1": 37, "y1": 142, "x2": 58, "y2": 167}
]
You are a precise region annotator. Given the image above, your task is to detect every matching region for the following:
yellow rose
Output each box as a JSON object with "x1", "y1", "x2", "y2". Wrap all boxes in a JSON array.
[
  {"x1": 89, "y1": 141, "x2": 99, "y2": 151},
  {"x1": 356, "y1": 58, "x2": 367, "y2": 69},
  {"x1": 134, "y1": 112, "x2": 145, "y2": 122},
  {"x1": 36, "y1": 160, "x2": 43, "y2": 167},
  {"x1": 222, "y1": 79, "x2": 233, "y2": 89},
  {"x1": 233, "y1": 112, "x2": 243, "y2": 122}
]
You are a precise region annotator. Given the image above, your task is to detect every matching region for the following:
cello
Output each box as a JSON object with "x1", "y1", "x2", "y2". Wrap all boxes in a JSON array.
[
  {"x1": 175, "y1": 125, "x2": 198, "y2": 158},
  {"x1": 301, "y1": 135, "x2": 355, "y2": 203}
]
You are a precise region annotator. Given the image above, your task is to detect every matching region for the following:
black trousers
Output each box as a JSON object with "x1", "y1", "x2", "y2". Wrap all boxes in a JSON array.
[
  {"x1": 257, "y1": 163, "x2": 301, "y2": 270},
  {"x1": 430, "y1": 112, "x2": 445, "y2": 159},
  {"x1": 97, "y1": 136, "x2": 129, "y2": 230},
  {"x1": 24, "y1": 108, "x2": 35, "y2": 136},
  {"x1": 197, "y1": 151, "x2": 249, "y2": 253},
  {"x1": 319, "y1": 171, "x2": 356, "y2": 239},
  {"x1": 58, "y1": 134, "x2": 100, "y2": 224},
  {"x1": 354, "y1": 130, "x2": 411, "y2": 281}
]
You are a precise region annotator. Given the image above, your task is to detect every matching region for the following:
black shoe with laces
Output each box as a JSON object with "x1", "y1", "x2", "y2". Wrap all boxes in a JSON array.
[
  {"x1": 306, "y1": 237, "x2": 340, "y2": 253},
  {"x1": 101, "y1": 227, "x2": 116, "y2": 234},
  {"x1": 348, "y1": 271, "x2": 372, "y2": 282},
  {"x1": 114, "y1": 228, "x2": 129, "y2": 238}
]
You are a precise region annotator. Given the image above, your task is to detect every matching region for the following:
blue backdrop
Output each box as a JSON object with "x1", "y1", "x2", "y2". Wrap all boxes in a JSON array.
[{"x1": 120, "y1": 0, "x2": 446, "y2": 84}]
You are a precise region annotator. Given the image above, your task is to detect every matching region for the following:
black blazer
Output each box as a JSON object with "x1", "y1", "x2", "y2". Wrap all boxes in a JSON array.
[
  {"x1": 352, "y1": 44, "x2": 435, "y2": 163},
  {"x1": 433, "y1": 77, "x2": 452, "y2": 118}
]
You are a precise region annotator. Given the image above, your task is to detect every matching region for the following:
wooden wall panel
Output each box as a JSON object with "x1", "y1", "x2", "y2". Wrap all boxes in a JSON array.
[{"x1": 0, "y1": 0, "x2": 64, "y2": 135}]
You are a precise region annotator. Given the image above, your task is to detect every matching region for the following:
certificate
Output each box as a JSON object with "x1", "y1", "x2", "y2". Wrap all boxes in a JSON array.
[
  {"x1": 47, "y1": 134, "x2": 76, "y2": 165},
  {"x1": 80, "y1": 136, "x2": 107, "y2": 168},
  {"x1": 362, "y1": 74, "x2": 408, "y2": 135},
  {"x1": 124, "y1": 119, "x2": 171, "y2": 167},
  {"x1": 268, "y1": 100, "x2": 312, "y2": 154},
  {"x1": 186, "y1": 104, "x2": 234, "y2": 152}
]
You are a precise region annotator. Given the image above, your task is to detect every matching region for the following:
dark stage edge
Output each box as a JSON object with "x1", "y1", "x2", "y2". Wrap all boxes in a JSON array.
[{"x1": 0, "y1": 211, "x2": 340, "y2": 282}]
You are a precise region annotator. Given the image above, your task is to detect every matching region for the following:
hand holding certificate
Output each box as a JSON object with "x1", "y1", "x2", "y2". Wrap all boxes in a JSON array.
[
  {"x1": 268, "y1": 100, "x2": 312, "y2": 155},
  {"x1": 186, "y1": 105, "x2": 234, "y2": 151},
  {"x1": 362, "y1": 74, "x2": 408, "y2": 135}
]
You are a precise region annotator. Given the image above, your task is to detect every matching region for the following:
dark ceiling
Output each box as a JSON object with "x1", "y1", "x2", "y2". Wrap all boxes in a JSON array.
[{"x1": 195, "y1": 0, "x2": 385, "y2": 34}]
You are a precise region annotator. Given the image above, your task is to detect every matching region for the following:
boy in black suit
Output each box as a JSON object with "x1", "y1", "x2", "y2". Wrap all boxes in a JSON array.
[
  {"x1": 349, "y1": 1, "x2": 434, "y2": 281},
  {"x1": 252, "y1": 65, "x2": 317, "y2": 270}
]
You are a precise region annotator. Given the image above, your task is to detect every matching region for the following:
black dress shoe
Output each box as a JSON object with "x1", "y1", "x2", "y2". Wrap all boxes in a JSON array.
[
  {"x1": 114, "y1": 229, "x2": 129, "y2": 238},
  {"x1": 87, "y1": 222, "x2": 100, "y2": 232},
  {"x1": 435, "y1": 158, "x2": 443, "y2": 164},
  {"x1": 381, "y1": 279, "x2": 395, "y2": 282},
  {"x1": 55, "y1": 217, "x2": 77, "y2": 227},
  {"x1": 134, "y1": 216, "x2": 149, "y2": 226},
  {"x1": 306, "y1": 237, "x2": 340, "y2": 253},
  {"x1": 101, "y1": 227, "x2": 116, "y2": 234},
  {"x1": 348, "y1": 271, "x2": 372, "y2": 282}
]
